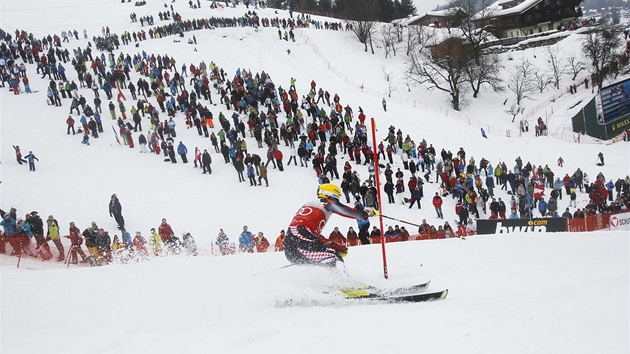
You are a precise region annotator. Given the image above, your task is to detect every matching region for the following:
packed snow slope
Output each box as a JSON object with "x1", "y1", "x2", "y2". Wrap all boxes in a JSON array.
[{"x1": 0, "y1": 0, "x2": 629, "y2": 353}]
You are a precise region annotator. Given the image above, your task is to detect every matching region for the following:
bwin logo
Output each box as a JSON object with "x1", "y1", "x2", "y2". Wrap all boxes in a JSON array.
[{"x1": 495, "y1": 222, "x2": 547, "y2": 234}]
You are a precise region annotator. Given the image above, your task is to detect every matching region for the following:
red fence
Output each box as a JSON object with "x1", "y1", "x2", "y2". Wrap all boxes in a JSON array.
[{"x1": 568, "y1": 213, "x2": 611, "y2": 232}]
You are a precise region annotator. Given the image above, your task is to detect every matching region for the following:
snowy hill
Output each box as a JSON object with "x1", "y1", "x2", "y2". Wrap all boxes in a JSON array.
[{"x1": 0, "y1": 0, "x2": 629, "y2": 353}]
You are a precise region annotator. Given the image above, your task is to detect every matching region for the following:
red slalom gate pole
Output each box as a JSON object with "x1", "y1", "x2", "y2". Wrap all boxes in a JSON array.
[
  {"x1": 16, "y1": 238, "x2": 23, "y2": 269},
  {"x1": 370, "y1": 117, "x2": 388, "y2": 279}
]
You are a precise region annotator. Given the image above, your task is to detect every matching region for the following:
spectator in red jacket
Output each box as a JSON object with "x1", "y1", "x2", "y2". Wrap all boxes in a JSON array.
[
  {"x1": 328, "y1": 227, "x2": 347, "y2": 246},
  {"x1": 432, "y1": 192, "x2": 443, "y2": 219},
  {"x1": 66, "y1": 115, "x2": 76, "y2": 135},
  {"x1": 158, "y1": 218, "x2": 174, "y2": 243},
  {"x1": 255, "y1": 232, "x2": 270, "y2": 252},
  {"x1": 65, "y1": 222, "x2": 88, "y2": 264},
  {"x1": 273, "y1": 149, "x2": 284, "y2": 171}
]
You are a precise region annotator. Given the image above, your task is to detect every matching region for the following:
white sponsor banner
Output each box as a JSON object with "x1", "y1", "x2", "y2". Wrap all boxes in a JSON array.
[{"x1": 609, "y1": 212, "x2": 630, "y2": 230}]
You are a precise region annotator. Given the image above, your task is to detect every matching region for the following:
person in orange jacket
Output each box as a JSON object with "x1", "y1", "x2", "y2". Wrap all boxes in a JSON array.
[{"x1": 274, "y1": 230, "x2": 285, "y2": 252}]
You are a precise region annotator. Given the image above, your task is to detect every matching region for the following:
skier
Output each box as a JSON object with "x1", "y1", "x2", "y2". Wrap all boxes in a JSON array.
[{"x1": 284, "y1": 183, "x2": 378, "y2": 267}]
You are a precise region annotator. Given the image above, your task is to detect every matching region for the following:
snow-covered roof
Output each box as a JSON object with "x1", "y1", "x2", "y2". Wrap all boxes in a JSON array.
[
  {"x1": 395, "y1": 7, "x2": 466, "y2": 26},
  {"x1": 425, "y1": 8, "x2": 463, "y2": 17},
  {"x1": 423, "y1": 27, "x2": 469, "y2": 46},
  {"x1": 473, "y1": 0, "x2": 542, "y2": 20}
]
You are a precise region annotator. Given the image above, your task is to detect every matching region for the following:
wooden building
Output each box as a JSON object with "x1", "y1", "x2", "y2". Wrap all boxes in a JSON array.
[
  {"x1": 405, "y1": 8, "x2": 467, "y2": 28},
  {"x1": 474, "y1": 0, "x2": 583, "y2": 38}
]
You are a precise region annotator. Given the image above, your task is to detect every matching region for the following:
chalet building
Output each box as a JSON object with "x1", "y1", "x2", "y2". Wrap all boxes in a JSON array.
[
  {"x1": 474, "y1": 0, "x2": 583, "y2": 39},
  {"x1": 404, "y1": 8, "x2": 467, "y2": 28},
  {"x1": 427, "y1": 37, "x2": 473, "y2": 62}
]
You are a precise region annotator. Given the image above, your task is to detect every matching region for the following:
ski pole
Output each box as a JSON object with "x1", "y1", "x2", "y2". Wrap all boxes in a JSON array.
[
  {"x1": 380, "y1": 214, "x2": 422, "y2": 229},
  {"x1": 250, "y1": 264, "x2": 293, "y2": 277}
]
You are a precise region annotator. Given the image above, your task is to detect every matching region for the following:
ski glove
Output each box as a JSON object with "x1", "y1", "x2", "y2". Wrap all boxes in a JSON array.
[{"x1": 369, "y1": 208, "x2": 380, "y2": 217}]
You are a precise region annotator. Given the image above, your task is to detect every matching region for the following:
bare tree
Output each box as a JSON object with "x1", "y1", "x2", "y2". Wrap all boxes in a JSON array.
[
  {"x1": 532, "y1": 68, "x2": 552, "y2": 93},
  {"x1": 546, "y1": 46, "x2": 567, "y2": 89},
  {"x1": 405, "y1": 25, "x2": 433, "y2": 56},
  {"x1": 407, "y1": 48, "x2": 468, "y2": 111},
  {"x1": 446, "y1": 0, "x2": 495, "y2": 65},
  {"x1": 382, "y1": 67, "x2": 396, "y2": 97},
  {"x1": 567, "y1": 53, "x2": 586, "y2": 81},
  {"x1": 464, "y1": 53, "x2": 503, "y2": 98},
  {"x1": 507, "y1": 58, "x2": 536, "y2": 105},
  {"x1": 582, "y1": 19, "x2": 624, "y2": 89},
  {"x1": 340, "y1": 0, "x2": 380, "y2": 54},
  {"x1": 506, "y1": 103, "x2": 522, "y2": 122},
  {"x1": 381, "y1": 24, "x2": 397, "y2": 58}
]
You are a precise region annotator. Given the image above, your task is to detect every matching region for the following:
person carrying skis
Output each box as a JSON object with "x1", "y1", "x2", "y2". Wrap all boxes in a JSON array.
[{"x1": 284, "y1": 183, "x2": 377, "y2": 268}]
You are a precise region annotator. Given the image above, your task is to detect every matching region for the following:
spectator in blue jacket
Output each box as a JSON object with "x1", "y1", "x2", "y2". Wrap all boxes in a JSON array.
[
  {"x1": 0, "y1": 214, "x2": 18, "y2": 255},
  {"x1": 1, "y1": 214, "x2": 17, "y2": 236},
  {"x1": 538, "y1": 197, "x2": 548, "y2": 216},
  {"x1": 605, "y1": 180, "x2": 615, "y2": 202},
  {"x1": 177, "y1": 142, "x2": 188, "y2": 163},
  {"x1": 24, "y1": 151, "x2": 39, "y2": 171},
  {"x1": 554, "y1": 177, "x2": 564, "y2": 200},
  {"x1": 239, "y1": 226, "x2": 254, "y2": 253}
]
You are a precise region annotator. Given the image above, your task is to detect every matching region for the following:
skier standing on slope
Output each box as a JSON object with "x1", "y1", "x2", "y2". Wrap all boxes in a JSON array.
[{"x1": 284, "y1": 183, "x2": 378, "y2": 268}]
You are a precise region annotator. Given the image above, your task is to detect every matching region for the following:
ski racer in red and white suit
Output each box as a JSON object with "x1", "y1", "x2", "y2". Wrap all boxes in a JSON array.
[{"x1": 284, "y1": 186, "x2": 374, "y2": 267}]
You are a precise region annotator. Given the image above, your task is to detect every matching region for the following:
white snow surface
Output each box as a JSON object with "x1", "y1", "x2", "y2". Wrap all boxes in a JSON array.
[{"x1": 0, "y1": 1, "x2": 629, "y2": 353}]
